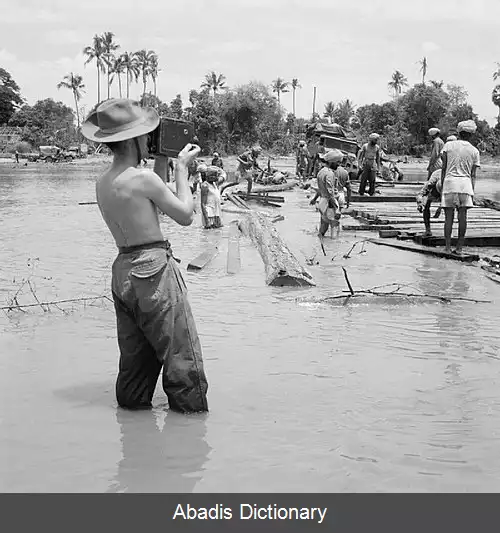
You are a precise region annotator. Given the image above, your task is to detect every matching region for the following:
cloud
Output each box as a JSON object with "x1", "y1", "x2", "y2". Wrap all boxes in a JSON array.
[
  {"x1": 422, "y1": 41, "x2": 440, "y2": 54},
  {"x1": 0, "y1": 6, "x2": 64, "y2": 24},
  {"x1": 45, "y1": 30, "x2": 83, "y2": 45}
]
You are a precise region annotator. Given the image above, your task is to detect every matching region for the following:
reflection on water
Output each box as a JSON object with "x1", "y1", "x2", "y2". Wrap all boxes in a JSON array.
[
  {"x1": 1, "y1": 164, "x2": 500, "y2": 492},
  {"x1": 108, "y1": 409, "x2": 210, "y2": 493}
]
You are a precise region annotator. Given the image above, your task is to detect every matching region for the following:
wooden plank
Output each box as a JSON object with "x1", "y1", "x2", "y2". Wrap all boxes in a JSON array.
[
  {"x1": 187, "y1": 245, "x2": 219, "y2": 271},
  {"x1": 369, "y1": 238, "x2": 480, "y2": 262},
  {"x1": 414, "y1": 234, "x2": 500, "y2": 247},
  {"x1": 226, "y1": 222, "x2": 241, "y2": 275},
  {"x1": 351, "y1": 195, "x2": 416, "y2": 203},
  {"x1": 227, "y1": 193, "x2": 250, "y2": 210}
]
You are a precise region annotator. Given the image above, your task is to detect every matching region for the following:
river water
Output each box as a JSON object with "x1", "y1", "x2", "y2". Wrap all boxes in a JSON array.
[{"x1": 1, "y1": 162, "x2": 500, "y2": 493}]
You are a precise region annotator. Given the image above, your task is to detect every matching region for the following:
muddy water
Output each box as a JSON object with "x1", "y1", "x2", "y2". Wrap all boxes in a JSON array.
[{"x1": 1, "y1": 163, "x2": 500, "y2": 493}]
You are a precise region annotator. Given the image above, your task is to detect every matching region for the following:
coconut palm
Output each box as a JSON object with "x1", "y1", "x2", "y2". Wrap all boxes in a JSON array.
[
  {"x1": 271, "y1": 77, "x2": 290, "y2": 104},
  {"x1": 323, "y1": 101, "x2": 336, "y2": 121},
  {"x1": 290, "y1": 78, "x2": 301, "y2": 116},
  {"x1": 110, "y1": 56, "x2": 126, "y2": 98},
  {"x1": 83, "y1": 34, "x2": 106, "y2": 104},
  {"x1": 492, "y1": 85, "x2": 500, "y2": 122},
  {"x1": 57, "y1": 72, "x2": 85, "y2": 153},
  {"x1": 336, "y1": 99, "x2": 355, "y2": 127},
  {"x1": 387, "y1": 70, "x2": 408, "y2": 97},
  {"x1": 201, "y1": 71, "x2": 227, "y2": 98},
  {"x1": 149, "y1": 53, "x2": 160, "y2": 99},
  {"x1": 101, "y1": 32, "x2": 120, "y2": 99},
  {"x1": 418, "y1": 57, "x2": 428, "y2": 85},
  {"x1": 135, "y1": 49, "x2": 156, "y2": 103},
  {"x1": 120, "y1": 51, "x2": 140, "y2": 98},
  {"x1": 493, "y1": 62, "x2": 500, "y2": 81}
]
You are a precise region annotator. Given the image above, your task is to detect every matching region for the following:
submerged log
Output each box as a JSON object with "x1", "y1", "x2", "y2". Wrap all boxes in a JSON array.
[
  {"x1": 239, "y1": 210, "x2": 315, "y2": 287},
  {"x1": 227, "y1": 222, "x2": 241, "y2": 275}
]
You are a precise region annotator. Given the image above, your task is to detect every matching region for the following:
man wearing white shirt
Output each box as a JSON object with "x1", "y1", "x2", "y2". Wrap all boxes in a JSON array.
[{"x1": 440, "y1": 120, "x2": 480, "y2": 255}]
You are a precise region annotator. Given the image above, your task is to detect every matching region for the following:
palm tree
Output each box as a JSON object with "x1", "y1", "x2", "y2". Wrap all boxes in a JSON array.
[
  {"x1": 271, "y1": 77, "x2": 290, "y2": 104},
  {"x1": 429, "y1": 80, "x2": 444, "y2": 89},
  {"x1": 418, "y1": 57, "x2": 428, "y2": 85},
  {"x1": 57, "y1": 73, "x2": 85, "y2": 154},
  {"x1": 290, "y1": 78, "x2": 301, "y2": 116},
  {"x1": 493, "y1": 62, "x2": 500, "y2": 81},
  {"x1": 135, "y1": 49, "x2": 155, "y2": 103},
  {"x1": 323, "y1": 101, "x2": 336, "y2": 121},
  {"x1": 120, "y1": 51, "x2": 140, "y2": 98},
  {"x1": 110, "y1": 56, "x2": 126, "y2": 98},
  {"x1": 201, "y1": 71, "x2": 227, "y2": 98},
  {"x1": 101, "y1": 32, "x2": 120, "y2": 100},
  {"x1": 83, "y1": 34, "x2": 105, "y2": 104},
  {"x1": 492, "y1": 85, "x2": 500, "y2": 122},
  {"x1": 336, "y1": 99, "x2": 355, "y2": 127},
  {"x1": 387, "y1": 70, "x2": 408, "y2": 97},
  {"x1": 149, "y1": 53, "x2": 160, "y2": 99}
]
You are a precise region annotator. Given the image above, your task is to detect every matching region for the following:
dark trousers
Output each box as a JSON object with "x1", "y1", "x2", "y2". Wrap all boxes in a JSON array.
[
  {"x1": 358, "y1": 166, "x2": 376, "y2": 196},
  {"x1": 111, "y1": 241, "x2": 208, "y2": 413}
]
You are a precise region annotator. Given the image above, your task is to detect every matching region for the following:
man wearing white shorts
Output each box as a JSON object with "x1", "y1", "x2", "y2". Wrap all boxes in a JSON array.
[{"x1": 440, "y1": 120, "x2": 480, "y2": 255}]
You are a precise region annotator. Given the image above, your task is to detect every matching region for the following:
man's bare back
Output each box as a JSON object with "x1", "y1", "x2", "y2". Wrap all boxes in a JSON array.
[{"x1": 96, "y1": 166, "x2": 164, "y2": 248}]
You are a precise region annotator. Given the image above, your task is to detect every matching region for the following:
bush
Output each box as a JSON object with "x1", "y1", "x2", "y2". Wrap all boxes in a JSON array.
[{"x1": 13, "y1": 141, "x2": 32, "y2": 153}]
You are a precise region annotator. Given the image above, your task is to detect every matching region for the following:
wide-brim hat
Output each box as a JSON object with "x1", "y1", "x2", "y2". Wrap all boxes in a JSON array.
[
  {"x1": 81, "y1": 98, "x2": 160, "y2": 143},
  {"x1": 369, "y1": 133, "x2": 380, "y2": 141},
  {"x1": 428, "y1": 127, "x2": 440, "y2": 136}
]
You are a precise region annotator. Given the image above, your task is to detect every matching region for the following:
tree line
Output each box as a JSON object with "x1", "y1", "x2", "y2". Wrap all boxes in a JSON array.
[{"x1": 2, "y1": 40, "x2": 500, "y2": 156}]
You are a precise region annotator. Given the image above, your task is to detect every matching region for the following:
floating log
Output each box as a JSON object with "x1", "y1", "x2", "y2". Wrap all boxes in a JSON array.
[
  {"x1": 229, "y1": 180, "x2": 298, "y2": 195},
  {"x1": 79, "y1": 201, "x2": 97, "y2": 205},
  {"x1": 187, "y1": 245, "x2": 219, "y2": 271},
  {"x1": 227, "y1": 222, "x2": 241, "y2": 275},
  {"x1": 238, "y1": 210, "x2": 315, "y2": 287},
  {"x1": 369, "y1": 238, "x2": 480, "y2": 262},
  {"x1": 236, "y1": 192, "x2": 285, "y2": 202}
]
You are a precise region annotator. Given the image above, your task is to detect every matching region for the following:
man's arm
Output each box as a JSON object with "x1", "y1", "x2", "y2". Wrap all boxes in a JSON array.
[
  {"x1": 357, "y1": 145, "x2": 365, "y2": 168},
  {"x1": 141, "y1": 144, "x2": 200, "y2": 226},
  {"x1": 376, "y1": 146, "x2": 382, "y2": 174},
  {"x1": 440, "y1": 151, "x2": 447, "y2": 192},
  {"x1": 471, "y1": 149, "x2": 480, "y2": 191}
]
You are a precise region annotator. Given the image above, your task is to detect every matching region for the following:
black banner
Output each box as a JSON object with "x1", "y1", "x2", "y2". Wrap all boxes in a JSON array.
[{"x1": 1, "y1": 494, "x2": 499, "y2": 532}]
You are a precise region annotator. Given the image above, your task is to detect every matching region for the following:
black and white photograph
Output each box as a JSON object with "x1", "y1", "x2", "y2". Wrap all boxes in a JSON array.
[{"x1": 2, "y1": 0, "x2": 500, "y2": 510}]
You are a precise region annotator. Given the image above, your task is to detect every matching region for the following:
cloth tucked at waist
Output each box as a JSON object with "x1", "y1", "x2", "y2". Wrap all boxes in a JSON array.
[{"x1": 118, "y1": 239, "x2": 181, "y2": 263}]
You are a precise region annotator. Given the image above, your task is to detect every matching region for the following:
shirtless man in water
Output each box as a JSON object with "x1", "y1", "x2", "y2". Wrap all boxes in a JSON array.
[{"x1": 81, "y1": 98, "x2": 208, "y2": 413}]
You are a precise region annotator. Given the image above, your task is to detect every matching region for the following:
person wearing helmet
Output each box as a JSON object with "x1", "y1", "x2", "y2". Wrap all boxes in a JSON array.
[
  {"x1": 296, "y1": 140, "x2": 310, "y2": 180},
  {"x1": 446, "y1": 135, "x2": 457, "y2": 142},
  {"x1": 310, "y1": 149, "x2": 347, "y2": 237},
  {"x1": 427, "y1": 127, "x2": 444, "y2": 179},
  {"x1": 358, "y1": 133, "x2": 382, "y2": 196}
]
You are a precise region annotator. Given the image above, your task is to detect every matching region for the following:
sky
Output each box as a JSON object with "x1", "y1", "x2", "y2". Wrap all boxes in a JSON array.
[{"x1": 1, "y1": 0, "x2": 500, "y2": 125}]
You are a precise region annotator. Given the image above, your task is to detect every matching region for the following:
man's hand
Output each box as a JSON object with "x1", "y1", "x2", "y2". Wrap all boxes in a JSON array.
[{"x1": 178, "y1": 143, "x2": 201, "y2": 168}]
